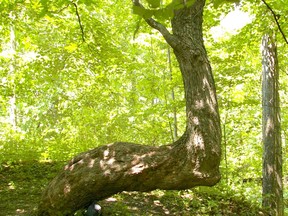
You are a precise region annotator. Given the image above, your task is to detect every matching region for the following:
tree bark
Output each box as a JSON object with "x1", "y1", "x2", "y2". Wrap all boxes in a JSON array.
[
  {"x1": 38, "y1": 0, "x2": 221, "y2": 215},
  {"x1": 8, "y1": 22, "x2": 17, "y2": 131},
  {"x1": 261, "y1": 34, "x2": 283, "y2": 216}
]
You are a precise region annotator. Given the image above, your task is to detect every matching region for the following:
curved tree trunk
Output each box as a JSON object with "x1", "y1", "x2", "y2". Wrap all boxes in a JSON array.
[{"x1": 38, "y1": 0, "x2": 221, "y2": 215}]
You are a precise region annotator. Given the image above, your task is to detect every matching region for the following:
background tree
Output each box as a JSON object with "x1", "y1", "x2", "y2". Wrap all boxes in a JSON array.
[
  {"x1": 262, "y1": 33, "x2": 283, "y2": 215},
  {"x1": 260, "y1": 0, "x2": 286, "y2": 214}
]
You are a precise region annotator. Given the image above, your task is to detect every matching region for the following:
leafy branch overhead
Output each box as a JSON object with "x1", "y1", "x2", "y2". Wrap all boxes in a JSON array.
[
  {"x1": 71, "y1": 2, "x2": 85, "y2": 42},
  {"x1": 261, "y1": 0, "x2": 288, "y2": 44},
  {"x1": 132, "y1": 0, "x2": 180, "y2": 49},
  {"x1": 132, "y1": 0, "x2": 196, "y2": 20}
]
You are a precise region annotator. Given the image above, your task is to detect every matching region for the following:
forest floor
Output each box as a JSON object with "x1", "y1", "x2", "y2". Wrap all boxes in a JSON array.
[{"x1": 0, "y1": 161, "x2": 266, "y2": 216}]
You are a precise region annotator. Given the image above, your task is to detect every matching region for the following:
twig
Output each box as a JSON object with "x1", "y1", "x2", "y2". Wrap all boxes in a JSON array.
[
  {"x1": 55, "y1": 4, "x2": 70, "y2": 14},
  {"x1": 51, "y1": 2, "x2": 85, "y2": 43},
  {"x1": 71, "y1": 2, "x2": 85, "y2": 42},
  {"x1": 261, "y1": 0, "x2": 288, "y2": 44}
]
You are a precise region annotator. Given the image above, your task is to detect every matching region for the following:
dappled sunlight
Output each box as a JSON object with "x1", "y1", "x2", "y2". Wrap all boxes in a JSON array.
[
  {"x1": 88, "y1": 158, "x2": 96, "y2": 168},
  {"x1": 192, "y1": 116, "x2": 199, "y2": 125},
  {"x1": 8, "y1": 182, "x2": 16, "y2": 190},
  {"x1": 195, "y1": 99, "x2": 204, "y2": 109},
  {"x1": 153, "y1": 200, "x2": 171, "y2": 215},
  {"x1": 103, "y1": 168, "x2": 111, "y2": 176},
  {"x1": 40, "y1": 108, "x2": 222, "y2": 214},
  {"x1": 129, "y1": 163, "x2": 149, "y2": 174},
  {"x1": 0, "y1": 154, "x2": 267, "y2": 215},
  {"x1": 276, "y1": 174, "x2": 282, "y2": 187},
  {"x1": 16, "y1": 208, "x2": 27, "y2": 215},
  {"x1": 266, "y1": 164, "x2": 274, "y2": 175},
  {"x1": 64, "y1": 143, "x2": 162, "y2": 179},
  {"x1": 103, "y1": 148, "x2": 112, "y2": 159},
  {"x1": 206, "y1": 96, "x2": 217, "y2": 115},
  {"x1": 64, "y1": 184, "x2": 71, "y2": 194},
  {"x1": 64, "y1": 158, "x2": 84, "y2": 171},
  {"x1": 264, "y1": 117, "x2": 275, "y2": 136},
  {"x1": 98, "y1": 191, "x2": 187, "y2": 215},
  {"x1": 193, "y1": 133, "x2": 205, "y2": 150},
  {"x1": 100, "y1": 156, "x2": 122, "y2": 173}
]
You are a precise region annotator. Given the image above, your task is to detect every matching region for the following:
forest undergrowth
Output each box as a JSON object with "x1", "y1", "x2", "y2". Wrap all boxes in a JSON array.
[{"x1": 0, "y1": 161, "x2": 267, "y2": 216}]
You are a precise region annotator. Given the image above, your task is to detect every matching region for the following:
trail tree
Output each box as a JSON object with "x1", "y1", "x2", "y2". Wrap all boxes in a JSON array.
[{"x1": 38, "y1": 0, "x2": 222, "y2": 215}]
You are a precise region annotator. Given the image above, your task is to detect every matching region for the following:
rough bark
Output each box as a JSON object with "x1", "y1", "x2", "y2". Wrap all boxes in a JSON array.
[
  {"x1": 261, "y1": 34, "x2": 283, "y2": 216},
  {"x1": 38, "y1": 0, "x2": 221, "y2": 215}
]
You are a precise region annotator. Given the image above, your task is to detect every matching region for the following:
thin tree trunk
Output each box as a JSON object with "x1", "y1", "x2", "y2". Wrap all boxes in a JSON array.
[
  {"x1": 167, "y1": 46, "x2": 178, "y2": 141},
  {"x1": 261, "y1": 33, "x2": 283, "y2": 216},
  {"x1": 8, "y1": 23, "x2": 17, "y2": 130},
  {"x1": 38, "y1": 1, "x2": 221, "y2": 215}
]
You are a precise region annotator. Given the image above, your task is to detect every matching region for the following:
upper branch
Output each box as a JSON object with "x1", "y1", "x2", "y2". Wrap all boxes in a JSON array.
[
  {"x1": 145, "y1": 18, "x2": 179, "y2": 48},
  {"x1": 71, "y1": 2, "x2": 85, "y2": 42},
  {"x1": 261, "y1": 0, "x2": 288, "y2": 45},
  {"x1": 132, "y1": 0, "x2": 180, "y2": 49},
  {"x1": 51, "y1": 2, "x2": 86, "y2": 42}
]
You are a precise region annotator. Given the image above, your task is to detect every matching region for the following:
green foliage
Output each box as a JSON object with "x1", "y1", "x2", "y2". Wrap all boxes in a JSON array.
[
  {"x1": 0, "y1": 0, "x2": 185, "y2": 162},
  {"x1": 132, "y1": 0, "x2": 198, "y2": 21},
  {"x1": 0, "y1": 0, "x2": 287, "y2": 213},
  {"x1": 146, "y1": 0, "x2": 161, "y2": 8},
  {"x1": 204, "y1": 0, "x2": 287, "y2": 210},
  {"x1": 212, "y1": 0, "x2": 240, "y2": 8},
  {"x1": 133, "y1": 5, "x2": 174, "y2": 20}
]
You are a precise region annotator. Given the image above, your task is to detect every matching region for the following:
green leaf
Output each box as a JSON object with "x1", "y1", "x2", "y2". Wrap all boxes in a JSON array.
[
  {"x1": 146, "y1": 0, "x2": 161, "y2": 8},
  {"x1": 132, "y1": 6, "x2": 155, "y2": 19},
  {"x1": 212, "y1": 0, "x2": 240, "y2": 8},
  {"x1": 64, "y1": 43, "x2": 78, "y2": 53},
  {"x1": 154, "y1": 8, "x2": 173, "y2": 20},
  {"x1": 132, "y1": 5, "x2": 147, "y2": 17}
]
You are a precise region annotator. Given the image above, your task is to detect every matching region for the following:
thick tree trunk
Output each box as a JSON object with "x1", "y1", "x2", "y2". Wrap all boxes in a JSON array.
[
  {"x1": 38, "y1": 1, "x2": 221, "y2": 215},
  {"x1": 171, "y1": 0, "x2": 221, "y2": 173},
  {"x1": 261, "y1": 34, "x2": 283, "y2": 216}
]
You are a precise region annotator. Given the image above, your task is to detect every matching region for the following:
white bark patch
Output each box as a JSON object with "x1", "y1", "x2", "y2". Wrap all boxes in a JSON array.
[
  {"x1": 103, "y1": 149, "x2": 110, "y2": 159},
  {"x1": 100, "y1": 157, "x2": 121, "y2": 173},
  {"x1": 194, "y1": 133, "x2": 204, "y2": 150},
  {"x1": 195, "y1": 99, "x2": 204, "y2": 109},
  {"x1": 65, "y1": 159, "x2": 84, "y2": 171},
  {"x1": 64, "y1": 184, "x2": 71, "y2": 194},
  {"x1": 192, "y1": 116, "x2": 199, "y2": 125},
  {"x1": 267, "y1": 164, "x2": 274, "y2": 175},
  {"x1": 130, "y1": 163, "x2": 148, "y2": 174},
  {"x1": 88, "y1": 159, "x2": 95, "y2": 168},
  {"x1": 265, "y1": 117, "x2": 274, "y2": 136}
]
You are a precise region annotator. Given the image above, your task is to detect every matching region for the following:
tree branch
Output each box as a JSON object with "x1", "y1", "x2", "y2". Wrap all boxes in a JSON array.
[
  {"x1": 71, "y1": 2, "x2": 85, "y2": 42},
  {"x1": 261, "y1": 0, "x2": 288, "y2": 45},
  {"x1": 132, "y1": 0, "x2": 180, "y2": 49},
  {"x1": 49, "y1": 2, "x2": 85, "y2": 43},
  {"x1": 146, "y1": 18, "x2": 180, "y2": 48}
]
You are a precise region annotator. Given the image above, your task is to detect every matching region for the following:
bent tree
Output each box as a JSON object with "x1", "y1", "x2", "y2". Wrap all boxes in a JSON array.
[{"x1": 38, "y1": 0, "x2": 221, "y2": 215}]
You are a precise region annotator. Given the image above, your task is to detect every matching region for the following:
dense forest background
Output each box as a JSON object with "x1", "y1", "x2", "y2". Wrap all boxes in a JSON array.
[{"x1": 0, "y1": 0, "x2": 287, "y2": 215}]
